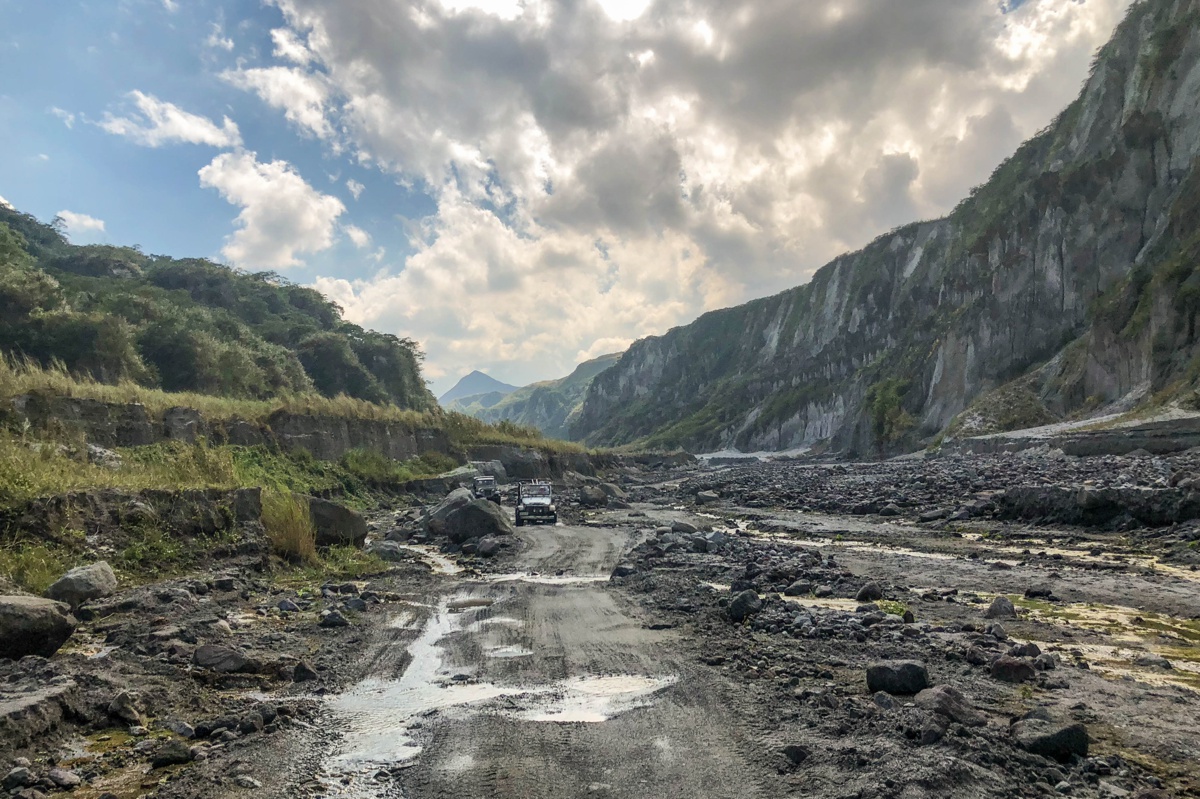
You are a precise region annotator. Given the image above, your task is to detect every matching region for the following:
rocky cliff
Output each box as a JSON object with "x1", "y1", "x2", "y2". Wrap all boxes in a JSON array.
[{"x1": 573, "y1": 0, "x2": 1200, "y2": 455}]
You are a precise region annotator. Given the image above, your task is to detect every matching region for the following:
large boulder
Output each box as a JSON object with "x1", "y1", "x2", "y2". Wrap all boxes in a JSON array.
[
  {"x1": 1010, "y1": 719, "x2": 1089, "y2": 762},
  {"x1": 44, "y1": 561, "x2": 118, "y2": 608},
  {"x1": 425, "y1": 488, "x2": 475, "y2": 535},
  {"x1": 445, "y1": 499, "x2": 515, "y2": 544},
  {"x1": 308, "y1": 497, "x2": 368, "y2": 548},
  {"x1": 579, "y1": 485, "x2": 609, "y2": 508},
  {"x1": 728, "y1": 590, "x2": 763, "y2": 622},
  {"x1": 0, "y1": 596, "x2": 77, "y2": 659},
  {"x1": 866, "y1": 660, "x2": 930, "y2": 695}
]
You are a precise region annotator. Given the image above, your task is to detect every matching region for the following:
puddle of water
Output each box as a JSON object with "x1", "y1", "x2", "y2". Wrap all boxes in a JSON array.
[
  {"x1": 780, "y1": 595, "x2": 862, "y2": 612},
  {"x1": 484, "y1": 644, "x2": 534, "y2": 658},
  {"x1": 387, "y1": 544, "x2": 464, "y2": 575},
  {"x1": 486, "y1": 572, "x2": 609, "y2": 586},
  {"x1": 517, "y1": 675, "x2": 677, "y2": 722},
  {"x1": 324, "y1": 594, "x2": 677, "y2": 791},
  {"x1": 743, "y1": 529, "x2": 960, "y2": 563}
]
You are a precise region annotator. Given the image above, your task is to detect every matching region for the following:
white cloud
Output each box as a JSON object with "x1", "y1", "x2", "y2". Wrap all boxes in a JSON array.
[
  {"x1": 346, "y1": 178, "x2": 364, "y2": 199},
  {"x1": 198, "y1": 151, "x2": 345, "y2": 269},
  {"x1": 270, "y1": 28, "x2": 313, "y2": 64},
  {"x1": 36, "y1": 154, "x2": 50, "y2": 162},
  {"x1": 0, "y1": 195, "x2": 13, "y2": 210},
  {"x1": 56, "y1": 210, "x2": 106, "y2": 240},
  {"x1": 48, "y1": 107, "x2": 75, "y2": 128},
  {"x1": 161, "y1": 0, "x2": 178, "y2": 11},
  {"x1": 264, "y1": 0, "x2": 1132, "y2": 385},
  {"x1": 221, "y1": 66, "x2": 333, "y2": 139},
  {"x1": 98, "y1": 91, "x2": 242, "y2": 148},
  {"x1": 344, "y1": 224, "x2": 370, "y2": 248},
  {"x1": 205, "y1": 22, "x2": 234, "y2": 51}
]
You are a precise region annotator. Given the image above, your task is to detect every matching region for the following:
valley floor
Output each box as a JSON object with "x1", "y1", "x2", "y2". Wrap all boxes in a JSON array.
[{"x1": 6, "y1": 451, "x2": 1200, "y2": 798}]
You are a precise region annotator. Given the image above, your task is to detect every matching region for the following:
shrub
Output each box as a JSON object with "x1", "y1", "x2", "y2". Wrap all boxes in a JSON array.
[{"x1": 261, "y1": 490, "x2": 317, "y2": 564}]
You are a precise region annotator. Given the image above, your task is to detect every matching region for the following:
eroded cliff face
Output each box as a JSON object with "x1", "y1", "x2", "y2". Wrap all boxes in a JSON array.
[{"x1": 573, "y1": 0, "x2": 1200, "y2": 455}]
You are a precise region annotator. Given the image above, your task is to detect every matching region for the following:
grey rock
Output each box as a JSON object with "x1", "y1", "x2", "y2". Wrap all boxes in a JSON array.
[
  {"x1": 872, "y1": 691, "x2": 900, "y2": 710},
  {"x1": 308, "y1": 497, "x2": 368, "y2": 548},
  {"x1": 611, "y1": 563, "x2": 637, "y2": 578},
  {"x1": 914, "y1": 685, "x2": 986, "y2": 727},
  {"x1": 44, "y1": 561, "x2": 118, "y2": 608},
  {"x1": 670, "y1": 520, "x2": 699, "y2": 534},
  {"x1": 991, "y1": 656, "x2": 1037, "y2": 683},
  {"x1": 108, "y1": 691, "x2": 143, "y2": 724},
  {"x1": 277, "y1": 599, "x2": 301, "y2": 613},
  {"x1": 579, "y1": 485, "x2": 609, "y2": 508},
  {"x1": 47, "y1": 768, "x2": 81, "y2": 789},
  {"x1": 151, "y1": 739, "x2": 193, "y2": 769},
  {"x1": 425, "y1": 488, "x2": 475, "y2": 535},
  {"x1": 444, "y1": 499, "x2": 515, "y2": 544},
  {"x1": 3, "y1": 768, "x2": 33, "y2": 790},
  {"x1": 319, "y1": 610, "x2": 350, "y2": 628},
  {"x1": 193, "y1": 644, "x2": 255, "y2": 673},
  {"x1": 1010, "y1": 719, "x2": 1089, "y2": 762},
  {"x1": 878, "y1": 503, "x2": 901, "y2": 517},
  {"x1": 366, "y1": 541, "x2": 411, "y2": 562},
  {"x1": 477, "y1": 536, "x2": 503, "y2": 557},
  {"x1": 784, "y1": 581, "x2": 813, "y2": 596},
  {"x1": 728, "y1": 590, "x2": 763, "y2": 623},
  {"x1": 865, "y1": 660, "x2": 930, "y2": 695},
  {"x1": 780, "y1": 744, "x2": 809, "y2": 765},
  {"x1": 0, "y1": 595, "x2": 77, "y2": 660},
  {"x1": 855, "y1": 582, "x2": 883, "y2": 602},
  {"x1": 695, "y1": 490, "x2": 720, "y2": 505},
  {"x1": 985, "y1": 596, "x2": 1018, "y2": 619},
  {"x1": 293, "y1": 661, "x2": 319, "y2": 682}
]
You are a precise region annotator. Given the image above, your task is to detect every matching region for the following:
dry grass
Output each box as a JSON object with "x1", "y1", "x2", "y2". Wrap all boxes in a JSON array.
[
  {"x1": 0, "y1": 433, "x2": 239, "y2": 505},
  {"x1": 0, "y1": 355, "x2": 433, "y2": 427},
  {"x1": 261, "y1": 490, "x2": 317, "y2": 565}
]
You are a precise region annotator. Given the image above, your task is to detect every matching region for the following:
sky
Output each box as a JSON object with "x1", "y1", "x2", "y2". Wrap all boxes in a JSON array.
[{"x1": 0, "y1": 0, "x2": 1132, "y2": 396}]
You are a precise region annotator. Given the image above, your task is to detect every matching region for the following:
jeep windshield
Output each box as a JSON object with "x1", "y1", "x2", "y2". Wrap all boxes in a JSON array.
[{"x1": 522, "y1": 485, "x2": 551, "y2": 498}]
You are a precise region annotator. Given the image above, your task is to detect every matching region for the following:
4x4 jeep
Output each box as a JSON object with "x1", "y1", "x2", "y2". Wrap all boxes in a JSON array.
[
  {"x1": 514, "y1": 481, "x2": 557, "y2": 526},
  {"x1": 472, "y1": 475, "x2": 501, "y2": 504}
]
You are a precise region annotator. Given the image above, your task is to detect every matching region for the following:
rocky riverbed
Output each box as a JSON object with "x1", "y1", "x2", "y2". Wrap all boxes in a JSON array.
[{"x1": 2, "y1": 448, "x2": 1199, "y2": 798}]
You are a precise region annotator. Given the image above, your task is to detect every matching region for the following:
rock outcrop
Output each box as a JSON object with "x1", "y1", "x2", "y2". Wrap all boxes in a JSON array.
[{"x1": 572, "y1": 0, "x2": 1200, "y2": 455}]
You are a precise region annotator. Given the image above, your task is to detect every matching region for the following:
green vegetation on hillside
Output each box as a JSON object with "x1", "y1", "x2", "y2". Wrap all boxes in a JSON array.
[{"x1": 0, "y1": 206, "x2": 434, "y2": 411}]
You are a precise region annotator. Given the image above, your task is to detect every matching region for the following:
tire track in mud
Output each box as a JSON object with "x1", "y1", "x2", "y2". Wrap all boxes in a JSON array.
[{"x1": 314, "y1": 523, "x2": 785, "y2": 799}]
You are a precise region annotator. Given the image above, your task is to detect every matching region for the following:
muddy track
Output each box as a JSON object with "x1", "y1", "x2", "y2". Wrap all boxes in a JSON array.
[{"x1": 314, "y1": 523, "x2": 790, "y2": 799}]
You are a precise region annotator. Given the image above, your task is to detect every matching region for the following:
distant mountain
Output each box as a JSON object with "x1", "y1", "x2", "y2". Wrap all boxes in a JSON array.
[
  {"x1": 458, "y1": 354, "x2": 622, "y2": 439},
  {"x1": 439, "y1": 371, "x2": 519, "y2": 405}
]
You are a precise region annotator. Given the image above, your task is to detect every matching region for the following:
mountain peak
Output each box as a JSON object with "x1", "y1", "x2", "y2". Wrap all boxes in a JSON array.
[{"x1": 439, "y1": 371, "x2": 519, "y2": 405}]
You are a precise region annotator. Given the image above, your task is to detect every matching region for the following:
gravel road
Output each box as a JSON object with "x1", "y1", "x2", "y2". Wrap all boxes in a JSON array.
[{"x1": 318, "y1": 521, "x2": 786, "y2": 799}]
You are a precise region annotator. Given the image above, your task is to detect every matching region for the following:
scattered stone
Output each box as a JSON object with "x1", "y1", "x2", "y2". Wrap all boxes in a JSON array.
[
  {"x1": 784, "y1": 581, "x2": 812, "y2": 596},
  {"x1": 991, "y1": 656, "x2": 1037, "y2": 683},
  {"x1": 193, "y1": 644, "x2": 255, "y2": 673},
  {"x1": 320, "y1": 610, "x2": 350, "y2": 628},
  {"x1": 985, "y1": 596, "x2": 1018, "y2": 619},
  {"x1": 234, "y1": 775, "x2": 262, "y2": 789},
  {"x1": 866, "y1": 660, "x2": 930, "y2": 695},
  {"x1": 1010, "y1": 719, "x2": 1089, "y2": 763},
  {"x1": 611, "y1": 563, "x2": 638, "y2": 578},
  {"x1": 151, "y1": 739, "x2": 193, "y2": 769},
  {"x1": 3, "y1": 768, "x2": 33, "y2": 791},
  {"x1": 855, "y1": 582, "x2": 883, "y2": 602},
  {"x1": 277, "y1": 599, "x2": 301, "y2": 613},
  {"x1": 293, "y1": 661, "x2": 319, "y2": 682},
  {"x1": 108, "y1": 691, "x2": 143, "y2": 725},
  {"x1": 366, "y1": 541, "x2": 411, "y2": 562},
  {"x1": 671, "y1": 520, "x2": 699, "y2": 534},
  {"x1": 878, "y1": 503, "x2": 901, "y2": 517},
  {"x1": 914, "y1": 685, "x2": 986, "y2": 727},
  {"x1": 696, "y1": 490, "x2": 720, "y2": 505},
  {"x1": 780, "y1": 744, "x2": 810, "y2": 766},
  {"x1": 728, "y1": 590, "x2": 763, "y2": 623},
  {"x1": 47, "y1": 768, "x2": 81, "y2": 789},
  {"x1": 478, "y1": 536, "x2": 503, "y2": 557},
  {"x1": 0, "y1": 595, "x2": 77, "y2": 659},
  {"x1": 44, "y1": 561, "x2": 118, "y2": 608}
]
